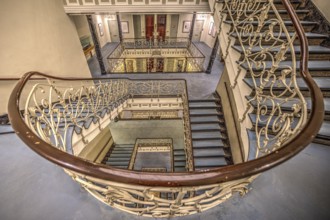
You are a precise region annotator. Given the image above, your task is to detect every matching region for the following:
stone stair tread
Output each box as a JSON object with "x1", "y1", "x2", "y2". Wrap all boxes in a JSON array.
[
  {"x1": 174, "y1": 161, "x2": 186, "y2": 167},
  {"x1": 174, "y1": 155, "x2": 186, "y2": 161},
  {"x1": 231, "y1": 32, "x2": 328, "y2": 40},
  {"x1": 317, "y1": 121, "x2": 330, "y2": 140},
  {"x1": 191, "y1": 123, "x2": 221, "y2": 131},
  {"x1": 108, "y1": 153, "x2": 131, "y2": 157},
  {"x1": 189, "y1": 98, "x2": 219, "y2": 102},
  {"x1": 224, "y1": 20, "x2": 317, "y2": 26},
  {"x1": 233, "y1": 45, "x2": 330, "y2": 54},
  {"x1": 174, "y1": 167, "x2": 187, "y2": 172},
  {"x1": 193, "y1": 139, "x2": 225, "y2": 148},
  {"x1": 107, "y1": 158, "x2": 130, "y2": 162},
  {"x1": 193, "y1": 148, "x2": 226, "y2": 157},
  {"x1": 189, "y1": 102, "x2": 218, "y2": 108},
  {"x1": 0, "y1": 125, "x2": 14, "y2": 134},
  {"x1": 173, "y1": 149, "x2": 185, "y2": 156},
  {"x1": 105, "y1": 161, "x2": 130, "y2": 166},
  {"x1": 194, "y1": 157, "x2": 227, "y2": 167},
  {"x1": 192, "y1": 131, "x2": 223, "y2": 139},
  {"x1": 190, "y1": 116, "x2": 220, "y2": 123},
  {"x1": 244, "y1": 77, "x2": 330, "y2": 91},
  {"x1": 247, "y1": 96, "x2": 330, "y2": 113},
  {"x1": 240, "y1": 60, "x2": 330, "y2": 71},
  {"x1": 190, "y1": 109, "x2": 220, "y2": 115}
]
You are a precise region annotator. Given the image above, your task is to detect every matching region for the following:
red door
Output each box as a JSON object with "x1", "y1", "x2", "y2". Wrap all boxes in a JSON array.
[{"x1": 145, "y1": 15, "x2": 154, "y2": 41}]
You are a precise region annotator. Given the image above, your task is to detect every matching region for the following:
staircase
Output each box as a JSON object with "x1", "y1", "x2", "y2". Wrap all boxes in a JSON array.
[
  {"x1": 189, "y1": 94, "x2": 233, "y2": 170},
  {"x1": 102, "y1": 144, "x2": 134, "y2": 169},
  {"x1": 221, "y1": 0, "x2": 330, "y2": 153},
  {"x1": 102, "y1": 143, "x2": 188, "y2": 172}
]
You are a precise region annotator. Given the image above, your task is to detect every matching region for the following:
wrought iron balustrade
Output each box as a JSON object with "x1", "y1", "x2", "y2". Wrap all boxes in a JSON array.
[{"x1": 218, "y1": 0, "x2": 321, "y2": 159}]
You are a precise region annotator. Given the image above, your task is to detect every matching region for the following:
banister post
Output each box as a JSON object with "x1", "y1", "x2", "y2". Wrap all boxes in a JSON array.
[
  {"x1": 86, "y1": 15, "x2": 107, "y2": 75},
  {"x1": 206, "y1": 36, "x2": 219, "y2": 74},
  {"x1": 116, "y1": 12, "x2": 123, "y2": 43}
]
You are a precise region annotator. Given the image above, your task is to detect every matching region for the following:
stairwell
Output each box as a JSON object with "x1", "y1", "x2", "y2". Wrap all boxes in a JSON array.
[{"x1": 189, "y1": 93, "x2": 233, "y2": 170}]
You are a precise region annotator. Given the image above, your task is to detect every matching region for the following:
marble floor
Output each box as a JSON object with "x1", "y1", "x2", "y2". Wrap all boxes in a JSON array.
[{"x1": 0, "y1": 42, "x2": 330, "y2": 220}]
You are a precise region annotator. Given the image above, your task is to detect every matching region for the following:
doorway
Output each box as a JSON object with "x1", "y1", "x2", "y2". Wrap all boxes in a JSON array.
[
  {"x1": 145, "y1": 15, "x2": 154, "y2": 41},
  {"x1": 192, "y1": 20, "x2": 204, "y2": 42},
  {"x1": 133, "y1": 15, "x2": 142, "y2": 39},
  {"x1": 170, "y1": 14, "x2": 179, "y2": 38},
  {"x1": 108, "y1": 20, "x2": 120, "y2": 42}
]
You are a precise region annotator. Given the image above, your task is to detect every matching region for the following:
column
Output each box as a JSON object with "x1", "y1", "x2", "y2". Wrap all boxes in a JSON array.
[
  {"x1": 206, "y1": 36, "x2": 219, "y2": 74},
  {"x1": 86, "y1": 15, "x2": 107, "y2": 75},
  {"x1": 189, "y1": 12, "x2": 197, "y2": 42},
  {"x1": 116, "y1": 12, "x2": 123, "y2": 43}
]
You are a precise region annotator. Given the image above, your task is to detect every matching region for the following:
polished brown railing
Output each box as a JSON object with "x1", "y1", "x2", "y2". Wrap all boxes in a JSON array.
[{"x1": 7, "y1": 0, "x2": 324, "y2": 217}]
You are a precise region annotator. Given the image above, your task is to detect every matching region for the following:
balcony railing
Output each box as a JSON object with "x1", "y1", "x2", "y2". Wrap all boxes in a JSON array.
[
  {"x1": 107, "y1": 38, "x2": 205, "y2": 73},
  {"x1": 8, "y1": 0, "x2": 324, "y2": 217}
]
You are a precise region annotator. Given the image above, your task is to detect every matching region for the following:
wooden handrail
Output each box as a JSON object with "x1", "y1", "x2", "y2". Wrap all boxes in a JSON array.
[{"x1": 7, "y1": 0, "x2": 324, "y2": 187}]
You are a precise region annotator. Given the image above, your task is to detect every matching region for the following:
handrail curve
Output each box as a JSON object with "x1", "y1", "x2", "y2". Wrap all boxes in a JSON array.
[{"x1": 8, "y1": 0, "x2": 324, "y2": 188}]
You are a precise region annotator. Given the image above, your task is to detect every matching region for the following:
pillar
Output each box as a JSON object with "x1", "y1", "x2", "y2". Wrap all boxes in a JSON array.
[
  {"x1": 206, "y1": 36, "x2": 219, "y2": 74},
  {"x1": 87, "y1": 15, "x2": 107, "y2": 75}
]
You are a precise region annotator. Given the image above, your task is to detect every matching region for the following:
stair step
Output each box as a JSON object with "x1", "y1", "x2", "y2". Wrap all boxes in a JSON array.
[
  {"x1": 190, "y1": 109, "x2": 221, "y2": 116},
  {"x1": 190, "y1": 116, "x2": 220, "y2": 123},
  {"x1": 232, "y1": 45, "x2": 330, "y2": 60},
  {"x1": 174, "y1": 155, "x2": 186, "y2": 161},
  {"x1": 191, "y1": 123, "x2": 222, "y2": 131},
  {"x1": 194, "y1": 157, "x2": 228, "y2": 167},
  {"x1": 193, "y1": 148, "x2": 226, "y2": 157},
  {"x1": 241, "y1": 60, "x2": 330, "y2": 73},
  {"x1": 174, "y1": 161, "x2": 186, "y2": 167},
  {"x1": 107, "y1": 153, "x2": 131, "y2": 157},
  {"x1": 105, "y1": 161, "x2": 130, "y2": 166},
  {"x1": 106, "y1": 157, "x2": 130, "y2": 162},
  {"x1": 189, "y1": 102, "x2": 218, "y2": 108},
  {"x1": 174, "y1": 167, "x2": 187, "y2": 172},
  {"x1": 189, "y1": 98, "x2": 220, "y2": 103},
  {"x1": 193, "y1": 139, "x2": 225, "y2": 148},
  {"x1": 231, "y1": 32, "x2": 329, "y2": 46},
  {"x1": 247, "y1": 96, "x2": 330, "y2": 115},
  {"x1": 192, "y1": 131, "x2": 224, "y2": 140},
  {"x1": 223, "y1": 9, "x2": 309, "y2": 20},
  {"x1": 244, "y1": 77, "x2": 330, "y2": 93},
  {"x1": 173, "y1": 149, "x2": 186, "y2": 156},
  {"x1": 224, "y1": 20, "x2": 317, "y2": 32},
  {"x1": 317, "y1": 121, "x2": 330, "y2": 140}
]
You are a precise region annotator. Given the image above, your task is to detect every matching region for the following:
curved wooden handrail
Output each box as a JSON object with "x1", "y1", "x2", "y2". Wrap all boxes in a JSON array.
[{"x1": 8, "y1": 0, "x2": 324, "y2": 187}]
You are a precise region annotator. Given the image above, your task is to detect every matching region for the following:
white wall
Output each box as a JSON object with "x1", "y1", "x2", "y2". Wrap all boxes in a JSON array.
[
  {"x1": 313, "y1": 0, "x2": 330, "y2": 22},
  {"x1": 71, "y1": 15, "x2": 90, "y2": 39},
  {"x1": 0, "y1": 0, "x2": 91, "y2": 114},
  {"x1": 200, "y1": 14, "x2": 216, "y2": 48},
  {"x1": 94, "y1": 15, "x2": 111, "y2": 47},
  {"x1": 120, "y1": 14, "x2": 135, "y2": 39},
  {"x1": 177, "y1": 14, "x2": 193, "y2": 38}
]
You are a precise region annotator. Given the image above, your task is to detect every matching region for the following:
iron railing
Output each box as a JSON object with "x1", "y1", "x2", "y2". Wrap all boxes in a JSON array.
[{"x1": 107, "y1": 38, "x2": 205, "y2": 73}]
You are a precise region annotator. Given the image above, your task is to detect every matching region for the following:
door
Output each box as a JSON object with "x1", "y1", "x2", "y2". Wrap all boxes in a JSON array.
[
  {"x1": 133, "y1": 15, "x2": 142, "y2": 39},
  {"x1": 170, "y1": 14, "x2": 179, "y2": 38},
  {"x1": 108, "y1": 20, "x2": 120, "y2": 42},
  {"x1": 192, "y1": 20, "x2": 204, "y2": 42},
  {"x1": 157, "y1": 15, "x2": 166, "y2": 42},
  {"x1": 145, "y1": 15, "x2": 154, "y2": 41}
]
